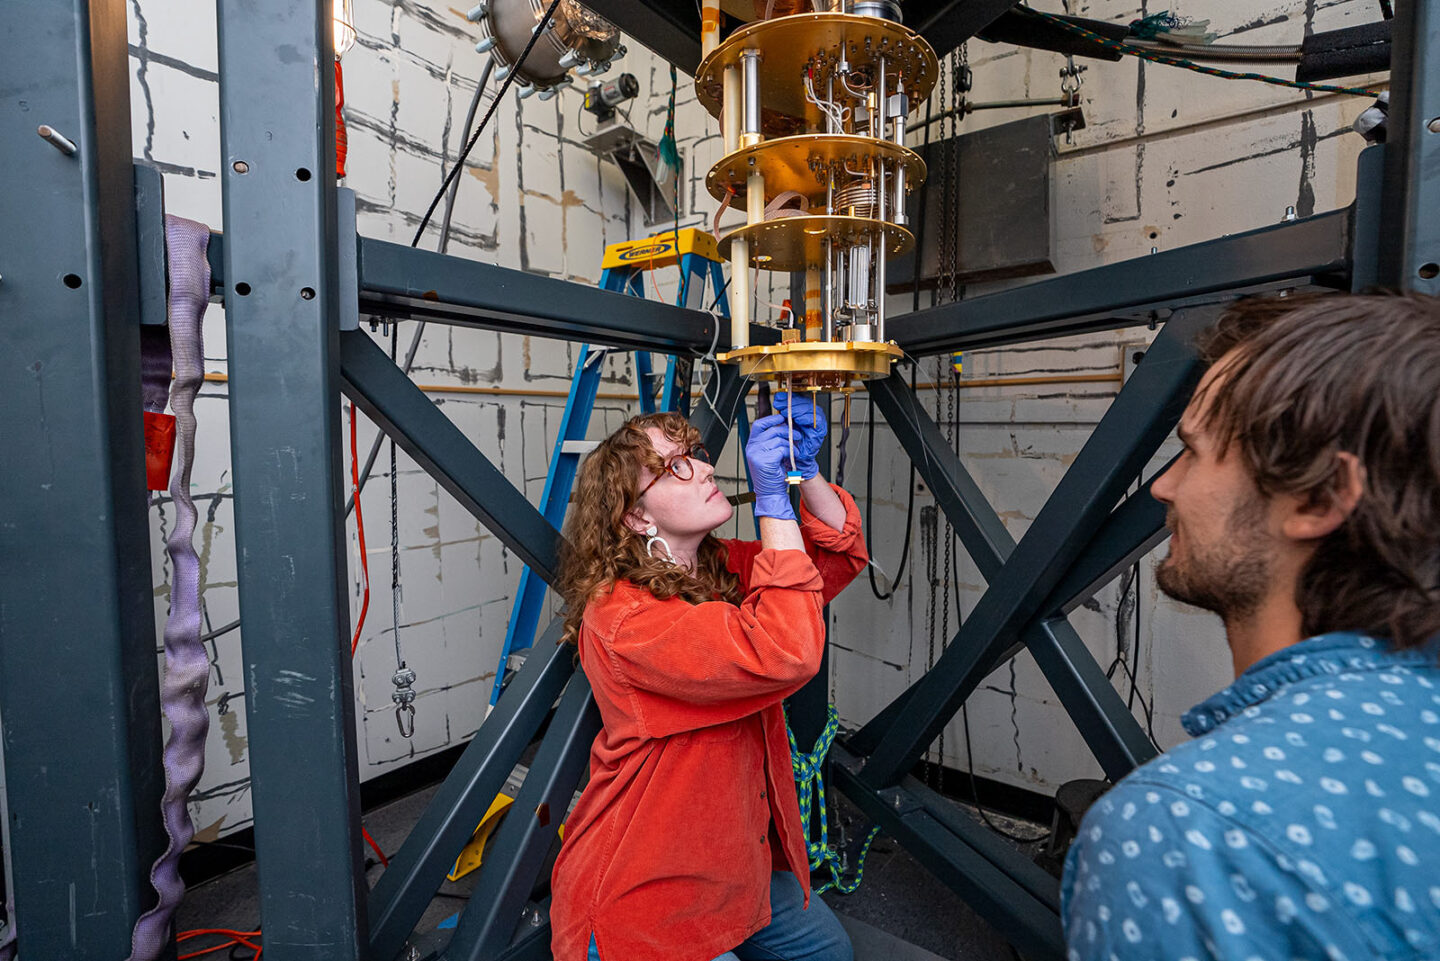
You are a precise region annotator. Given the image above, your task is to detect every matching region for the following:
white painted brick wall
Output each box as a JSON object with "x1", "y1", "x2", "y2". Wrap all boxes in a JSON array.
[{"x1": 129, "y1": 0, "x2": 1386, "y2": 836}]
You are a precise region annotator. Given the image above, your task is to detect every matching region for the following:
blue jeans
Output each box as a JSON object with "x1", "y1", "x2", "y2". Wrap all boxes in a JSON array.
[{"x1": 587, "y1": 871, "x2": 853, "y2": 961}]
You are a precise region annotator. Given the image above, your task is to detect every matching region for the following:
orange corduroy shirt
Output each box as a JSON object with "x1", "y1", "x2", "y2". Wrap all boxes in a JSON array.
[{"x1": 549, "y1": 485, "x2": 868, "y2": 961}]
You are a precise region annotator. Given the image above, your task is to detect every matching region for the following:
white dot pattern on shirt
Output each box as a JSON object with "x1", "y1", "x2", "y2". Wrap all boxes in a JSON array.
[{"x1": 1061, "y1": 636, "x2": 1440, "y2": 961}]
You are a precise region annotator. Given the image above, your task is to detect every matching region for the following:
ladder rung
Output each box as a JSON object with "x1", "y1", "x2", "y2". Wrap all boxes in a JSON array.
[{"x1": 560, "y1": 440, "x2": 600, "y2": 455}]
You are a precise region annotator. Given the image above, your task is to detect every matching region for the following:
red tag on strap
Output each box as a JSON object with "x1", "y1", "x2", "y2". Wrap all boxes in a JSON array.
[{"x1": 144, "y1": 410, "x2": 177, "y2": 491}]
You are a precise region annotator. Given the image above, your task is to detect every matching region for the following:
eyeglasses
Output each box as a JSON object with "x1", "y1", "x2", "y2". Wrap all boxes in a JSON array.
[{"x1": 638, "y1": 445, "x2": 712, "y2": 498}]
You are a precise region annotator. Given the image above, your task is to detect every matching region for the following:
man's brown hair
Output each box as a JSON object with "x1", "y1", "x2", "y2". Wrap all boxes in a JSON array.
[{"x1": 1194, "y1": 291, "x2": 1440, "y2": 650}]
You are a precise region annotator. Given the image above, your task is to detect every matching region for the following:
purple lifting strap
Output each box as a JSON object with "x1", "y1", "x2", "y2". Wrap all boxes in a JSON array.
[{"x1": 127, "y1": 215, "x2": 213, "y2": 961}]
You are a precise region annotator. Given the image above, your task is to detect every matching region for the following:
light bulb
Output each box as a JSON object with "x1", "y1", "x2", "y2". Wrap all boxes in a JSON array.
[{"x1": 333, "y1": 0, "x2": 357, "y2": 59}]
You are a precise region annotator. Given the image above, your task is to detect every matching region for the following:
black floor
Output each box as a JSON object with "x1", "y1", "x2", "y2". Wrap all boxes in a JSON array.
[{"x1": 175, "y1": 782, "x2": 1050, "y2": 960}]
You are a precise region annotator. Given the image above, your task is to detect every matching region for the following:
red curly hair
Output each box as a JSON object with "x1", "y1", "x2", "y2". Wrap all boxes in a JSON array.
[{"x1": 558, "y1": 412, "x2": 741, "y2": 644}]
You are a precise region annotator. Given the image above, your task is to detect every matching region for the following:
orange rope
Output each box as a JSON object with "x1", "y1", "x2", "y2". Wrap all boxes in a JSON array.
[
  {"x1": 362, "y1": 825, "x2": 390, "y2": 867},
  {"x1": 176, "y1": 928, "x2": 262, "y2": 959}
]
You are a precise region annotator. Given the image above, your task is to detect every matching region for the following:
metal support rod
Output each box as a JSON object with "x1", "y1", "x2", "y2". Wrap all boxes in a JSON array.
[
  {"x1": 891, "y1": 208, "x2": 1351, "y2": 354},
  {"x1": 822, "y1": 239, "x2": 835, "y2": 341},
  {"x1": 444, "y1": 676, "x2": 602, "y2": 961},
  {"x1": 1046, "y1": 460, "x2": 1174, "y2": 617},
  {"x1": 858, "y1": 310, "x2": 1209, "y2": 788},
  {"x1": 741, "y1": 49, "x2": 763, "y2": 147},
  {"x1": 217, "y1": 0, "x2": 368, "y2": 953},
  {"x1": 0, "y1": 0, "x2": 166, "y2": 954},
  {"x1": 723, "y1": 63, "x2": 741, "y2": 153},
  {"x1": 830, "y1": 750, "x2": 1066, "y2": 961},
  {"x1": 1026, "y1": 617, "x2": 1162, "y2": 778},
  {"x1": 907, "y1": 98, "x2": 1070, "y2": 133},
  {"x1": 367, "y1": 628, "x2": 574, "y2": 960},
  {"x1": 865, "y1": 374, "x2": 1016, "y2": 582},
  {"x1": 339, "y1": 330, "x2": 565, "y2": 582},
  {"x1": 1376, "y1": 0, "x2": 1440, "y2": 294},
  {"x1": 902, "y1": 774, "x2": 1061, "y2": 913},
  {"x1": 852, "y1": 374, "x2": 1164, "y2": 776},
  {"x1": 826, "y1": 72, "x2": 837, "y2": 135},
  {"x1": 355, "y1": 238, "x2": 723, "y2": 353},
  {"x1": 35, "y1": 123, "x2": 78, "y2": 155},
  {"x1": 731, "y1": 238, "x2": 752, "y2": 348}
]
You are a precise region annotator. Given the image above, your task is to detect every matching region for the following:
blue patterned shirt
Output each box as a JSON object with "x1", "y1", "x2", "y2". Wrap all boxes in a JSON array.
[{"x1": 1063, "y1": 632, "x2": 1440, "y2": 961}]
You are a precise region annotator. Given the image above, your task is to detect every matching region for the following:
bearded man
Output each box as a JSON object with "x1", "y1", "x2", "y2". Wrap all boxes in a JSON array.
[{"x1": 1062, "y1": 292, "x2": 1440, "y2": 961}]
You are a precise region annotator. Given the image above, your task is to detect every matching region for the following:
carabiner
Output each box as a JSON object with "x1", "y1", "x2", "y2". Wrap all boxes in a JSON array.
[{"x1": 395, "y1": 703, "x2": 416, "y2": 738}]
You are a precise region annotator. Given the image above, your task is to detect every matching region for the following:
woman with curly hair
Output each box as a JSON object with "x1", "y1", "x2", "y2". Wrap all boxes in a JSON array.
[{"x1": 548, "y1": 393, "x2": 869, "y2": 961}]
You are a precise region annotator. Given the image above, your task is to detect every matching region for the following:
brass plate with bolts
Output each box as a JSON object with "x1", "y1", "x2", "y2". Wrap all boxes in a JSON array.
[
  {"x1": 695, "y1": 14, "x2": 938, "y2": 130},
  {"x1": 718, "y1": 340, "x2": 903, "y2": 388},
  {"x1": 705, "y1": 133, "x2": 926, "y2": 203},
  {"x1": 718, "y1": 215, "x2": 913, "y2": 272}
]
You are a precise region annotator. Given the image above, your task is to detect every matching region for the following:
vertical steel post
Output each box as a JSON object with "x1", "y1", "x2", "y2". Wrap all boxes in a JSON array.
[
  {"x1": 1376, "y1": 0, "x2": 1440, "y2": 295},
  {"x1": 0, "y1": 0, "x2": 166, "y2": 957},
  {"x1": 216, "y1": 0, "x2": 367, "y2": 956}
]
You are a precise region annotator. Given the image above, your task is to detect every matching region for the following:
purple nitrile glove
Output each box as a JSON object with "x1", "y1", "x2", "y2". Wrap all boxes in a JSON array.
[
  {"x1": 773, "y1": 390, "x2": 827, "y2": 480},
  {"x1": 745, "y1": 414, "x2": 798, "y2": 522}
]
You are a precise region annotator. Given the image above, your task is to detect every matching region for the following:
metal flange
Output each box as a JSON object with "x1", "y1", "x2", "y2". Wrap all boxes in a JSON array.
[
  {"x1": 717, "y1": 339, "x2": 903, "y2": 388},
  {"x1": 706, "y1": 133, "x2": 926, "y2": 203},
  {"x1": 695, "y1": 13, "x2": 938, "y2": 130},
  {"x1": 718, "y1": 214, "x2": 913, "y2": 272}
]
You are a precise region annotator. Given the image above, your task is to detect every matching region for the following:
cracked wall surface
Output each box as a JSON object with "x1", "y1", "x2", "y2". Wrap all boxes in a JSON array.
[
  {"x1": 828, "y1": 0, "x2": 1384, "y2": 793},
  {"x1": 125, "y1": 0, "x2": 1386, "y2": 838}
]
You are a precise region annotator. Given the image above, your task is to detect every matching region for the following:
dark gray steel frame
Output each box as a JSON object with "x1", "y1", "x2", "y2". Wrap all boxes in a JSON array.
[{"x1": 4, "y1": 0, "x2": 1435, "y2": 958}]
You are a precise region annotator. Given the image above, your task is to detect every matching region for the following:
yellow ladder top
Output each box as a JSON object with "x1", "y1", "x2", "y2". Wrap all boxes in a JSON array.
[{"x1": 601, "y1": 227, "x2": 722, "y2": 271}]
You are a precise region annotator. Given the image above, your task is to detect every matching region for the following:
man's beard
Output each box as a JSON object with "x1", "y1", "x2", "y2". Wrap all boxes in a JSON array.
[{"x1": 1155, "y1": 493, "x2": 1271, "y2": 622}]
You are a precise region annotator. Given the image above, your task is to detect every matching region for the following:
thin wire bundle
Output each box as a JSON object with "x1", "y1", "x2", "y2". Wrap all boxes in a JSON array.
[
  {"x1": 1024, "y1": 7, "x2": 1384, "y2": 98},
  {"x1": 410, "y1": 0, "x2": 566, "y2": 246}
]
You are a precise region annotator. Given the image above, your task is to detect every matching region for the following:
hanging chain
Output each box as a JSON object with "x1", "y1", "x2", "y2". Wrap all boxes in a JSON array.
[
  {"x1": 933, "y1": 52, "x2": 951, "y2": 310},
  {"x1": 936, "y1": 47, "x2": 967, "y2": 308},
  {"x1": 388, "y1": 327, "x2": 417, "y2": 738},
  {"x1": 941, "y1": 54, "x2": 969, "y2": 787},
  {"x1": 949, "y1": 46, "x2": 967, "y2": 306},
  {"x1": 940, "y1": 59, "x2": 965, "y2": 799}
]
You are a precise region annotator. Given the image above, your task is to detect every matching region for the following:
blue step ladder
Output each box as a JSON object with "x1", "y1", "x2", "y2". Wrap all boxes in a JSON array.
[{"x1": 488, "y1": 228, "x2": 744, "y2": 705}]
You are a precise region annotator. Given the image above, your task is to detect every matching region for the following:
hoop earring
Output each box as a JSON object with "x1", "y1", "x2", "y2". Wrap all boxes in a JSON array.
[{"x1": 644, "y1": 524, "x2": 675, "y2": 563}]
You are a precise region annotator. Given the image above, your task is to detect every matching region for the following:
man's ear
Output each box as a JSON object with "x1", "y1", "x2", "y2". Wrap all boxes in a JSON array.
[
  {"x1": 1281, "y1": 451, "x2": 1365, "y2": 543},
  {"x1": 622, "y1": 507, "x2": 652, "y2": 536}
]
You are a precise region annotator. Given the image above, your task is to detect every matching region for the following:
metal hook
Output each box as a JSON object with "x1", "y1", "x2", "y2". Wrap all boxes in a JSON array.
[
  {"x1": 395, "y1": 703, "x2": 416, "y2": 738},
  {"x1": 391, "y1": 664, "x2": 417, "y2": 738}
]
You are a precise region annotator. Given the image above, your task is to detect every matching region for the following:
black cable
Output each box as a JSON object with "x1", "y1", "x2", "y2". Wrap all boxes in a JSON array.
[
  {"x1": 1127, "y1": 557, "x2": 1142, "y2": 712},
  {"x1": 199, "y1": 617, "x2": 241, "y2": 644},
  {"x1": 1104, "y1": 560, "x2": 1160, "y2": 750},
  {"x1": 960, "y1": 704, "x2": 1052, "y2": 844},
  {"x1": 345, "y1": 56, "x2": 497, "y2": 518},
  {"x1": 865, "y1": 364, "x2": 917, "y2": 600},
  {"x1": 935, "y1": 363, "x2": 1048, "y2": 845},
  {"x1": 911, "y1": 78, "x2": 934, "y2": 314},
  {"x1": 410, "y1": 0, "x2": 565, "y2": 247},
  {"x1": 707, "y1": 276, "x2": 731, "y2": 312},
  {"x1": 437, "y1": 58, "x2": 496, "y2": 253}
]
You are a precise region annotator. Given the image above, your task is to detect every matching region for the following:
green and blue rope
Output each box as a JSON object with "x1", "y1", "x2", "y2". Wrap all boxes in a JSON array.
[
  {"x1": 786, "y1": 705, "x2": 881, "y2": 895},
  {"x1": 1025, "y1": 7, "x2": 1384, "y2": 99}
]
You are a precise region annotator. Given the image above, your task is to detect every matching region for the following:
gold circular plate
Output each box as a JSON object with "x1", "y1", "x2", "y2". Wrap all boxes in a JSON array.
[
  {"x1": 696, "y1": 13, "x2": 938, "y2": 129},
  {"x1": 706, "y1": 134, "x2": 926, "y2": 203},
  {"x1": 718, "y1": 340, "x2": 902, "y2": 385},
  {"x1": 718, "y1": 215, "x2": 913, "y2": 272}
]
